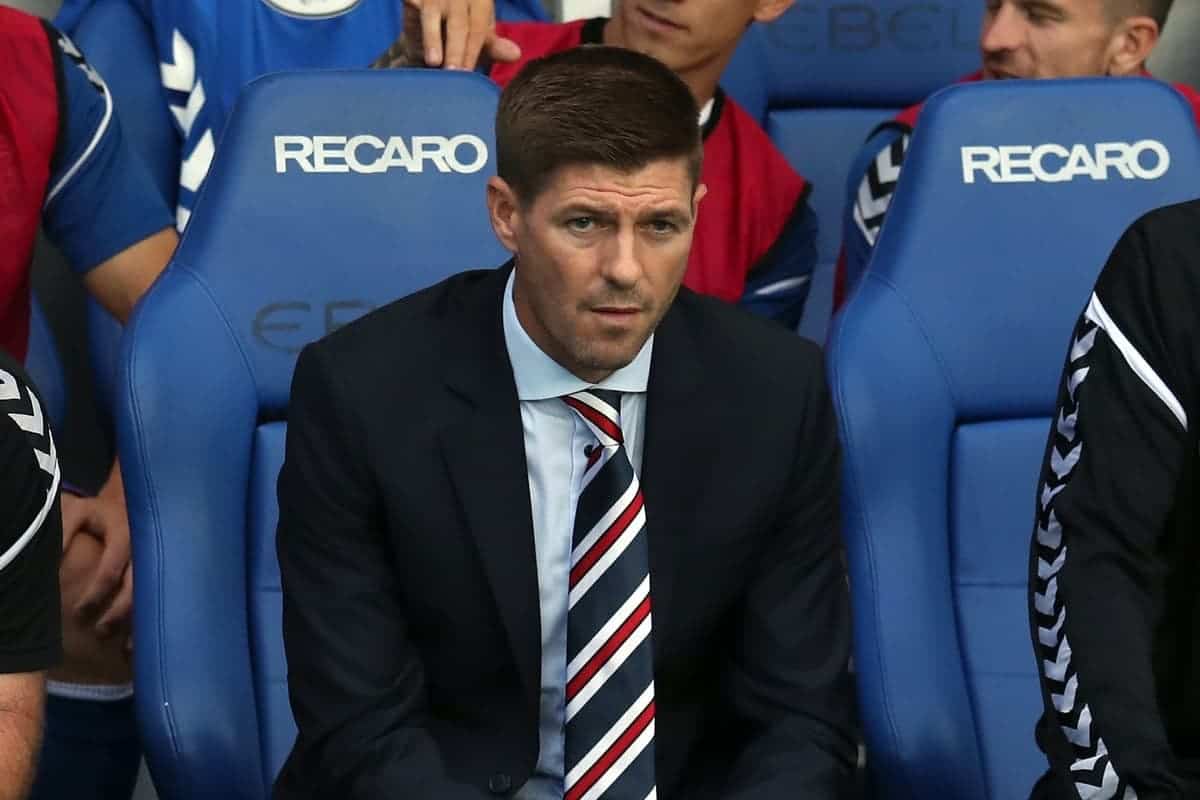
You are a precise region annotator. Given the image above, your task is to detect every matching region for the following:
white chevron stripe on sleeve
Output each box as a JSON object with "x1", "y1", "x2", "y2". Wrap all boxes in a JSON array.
[
  {"x1": 873, "y1": 140, "x2": 902, "y2": 184},
  {"x1": 855, "y1": 176, "x2": 891, "y2": 225},
  {"x1": 852, "y1": 134, "x2": 909, "y2": 246},
  {"x1": 852, "y1": 201, "x2": 875, "y2": 245},
  {"x1": 1038, "y1": 548, "x2": 1066, "y2": 580},
  {"x1": 1038, "y1": 608, "x2": 1065, "y2": 648},
  {"x1": 160, "y1": 29, "x2": 196, "y2": 94},
  {"x1": 179, "y1": 129, "x2": 215, "y2": 193},
  {"x1": 170, "y1": 79, "x2": 206, "y2": 137},
  {"x1": 8, "y1": 389, "x2": 45, "y2": 436},
  {"x1": 1053, "y1": 674, "x2": 1078, "y2": 714},
  {"x1": 0, "y1": 369, "x2": 19, "y2": 402},
  {"x1": 1031, "y1": 315, "x2": 1133, "y2": 799},
  {"x1": 1075, "y1": 760, "x2": 1119, "y2": 800},
  {"x1": 0, "y1": 434, "x2": 60, "y2": 572}
]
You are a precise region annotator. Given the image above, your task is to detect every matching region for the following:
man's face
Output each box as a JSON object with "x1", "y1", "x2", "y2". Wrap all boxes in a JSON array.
[
  {"x1": 499, "y1": 160, "x2": 705, "y2": 384},
  {"x1": 980, "y1": 0, "x2": 1122, "y2": 79},
  {"x1": 611, "y1": 0, "x2": 778, "y2": 76}
]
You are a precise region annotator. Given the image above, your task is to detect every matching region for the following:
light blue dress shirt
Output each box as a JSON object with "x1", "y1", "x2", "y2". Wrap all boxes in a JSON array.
[{"x1": 501, "y1": 270, "x2": 653, "y2": 799}]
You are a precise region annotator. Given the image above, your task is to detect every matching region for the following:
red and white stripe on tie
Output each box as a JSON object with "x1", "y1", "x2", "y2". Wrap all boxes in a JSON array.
[{"x1": 562, "y1": 388, "x2": 657, "y2": 800}]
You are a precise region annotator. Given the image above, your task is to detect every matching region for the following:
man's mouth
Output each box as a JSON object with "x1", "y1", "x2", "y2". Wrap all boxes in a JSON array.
[{"x1": 635, "y1": 6, "x2": 687, "y2": 34}]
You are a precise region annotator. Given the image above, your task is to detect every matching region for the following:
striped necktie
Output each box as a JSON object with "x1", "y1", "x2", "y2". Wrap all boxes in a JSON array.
[{"x1": 560, "y1": 388, "x2": 657, "y2": 800}]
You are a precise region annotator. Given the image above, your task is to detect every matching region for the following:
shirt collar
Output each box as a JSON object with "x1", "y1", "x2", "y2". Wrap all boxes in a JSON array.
[{"x1": 502, "y1": 269, "x2": 653, "y2": 401}]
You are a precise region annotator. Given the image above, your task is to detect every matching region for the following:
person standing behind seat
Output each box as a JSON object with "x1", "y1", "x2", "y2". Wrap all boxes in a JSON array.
[
  {"x1": 0, "y1": 6, "x2": 178, "y2": 799},
  {"x1": 1027, "y1": 200, "x2": 1200, "y2": 798},
  {"x1": 276, "y1": 46, "x2": 856, "y2": 799},
  {"x1": 57, "y1": 0, "x2": 543, "y2": 231},
  {"x1": 837, "y1": 0, "x2": 1198, "y2": 308},
  {"x1": 376, "y1": 0, "x2": 820, "y2": 328},
  {"x1": 0, "y1": 348, "x2": 62, "y2": 800}
]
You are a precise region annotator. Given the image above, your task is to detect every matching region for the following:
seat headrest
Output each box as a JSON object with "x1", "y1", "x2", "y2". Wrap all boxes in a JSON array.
[
  {"x1": 167, "y1": 69, "x2": 508, "y2": 411},
  {"x1": 760, "y1": 0, "x2": 984, "y2": 107},
  {"x1": 858, "y1": 77, "x2": 1200, "y2": 416}
]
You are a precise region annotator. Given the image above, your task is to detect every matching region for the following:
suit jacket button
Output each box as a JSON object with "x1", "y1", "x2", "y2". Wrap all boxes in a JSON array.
[{"x1": 488, "y1": 773, "x2": 512, "y2": 794}]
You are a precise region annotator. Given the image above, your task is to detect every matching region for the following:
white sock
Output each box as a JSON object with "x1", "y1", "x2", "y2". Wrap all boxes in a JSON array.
[{"x1": 46, "y1": 680, "x2": 134, "y2": 702}]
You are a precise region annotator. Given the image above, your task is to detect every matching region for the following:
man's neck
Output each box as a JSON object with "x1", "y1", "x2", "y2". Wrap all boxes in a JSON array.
[{"x1": 600, "y1": 16, "x2": 723, "y2": 112}]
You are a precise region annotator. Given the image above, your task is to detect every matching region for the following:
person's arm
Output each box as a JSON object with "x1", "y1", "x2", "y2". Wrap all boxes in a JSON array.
[
  {"x1": 41, "y1": 23, "x2": 177, "y2": 323},
  {"x1": 82, "y1": 228, "x2": 177, "y2": 325},
  {"x1": 370, "y1": 0, "x2": 520, "y2": 71},
  {"x1": 0, "y1": 672, "x2": 45, "y2": 800},
  {"x1": 739, "y1": 199, "x2": 818, "y2": 329},
  {"x1": 1029, "y1": 207, "x2": 1200, "y2": 798},
  {"x1": 835, "y1": 125, "x2": 909, "y2": 310},
  {"x1": 716, "y1": 343, "x2": 858, "y2": 798},
  {"x1": 276, "y1": 343, "x2": 490, "y2": 799},
  {"x1": 0, "y1": 362, "x2": 63, "y2": 797}
]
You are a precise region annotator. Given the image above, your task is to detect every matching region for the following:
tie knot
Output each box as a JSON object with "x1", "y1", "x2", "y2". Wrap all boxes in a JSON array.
[{"x1": 562, "y1": 389, "x2": 624, "y2": 446}]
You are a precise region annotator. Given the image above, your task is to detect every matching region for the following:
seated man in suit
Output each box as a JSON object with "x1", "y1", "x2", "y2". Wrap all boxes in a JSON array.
[
  {"x1": 837, "y1": 0, "x2": 1198, "y2": 307},
  {"x1": 276, "y1": 46, "x2": 857, "y2": 799},
  {"x1": 1028, "y1": 200, "x2": 1200, "y2": 798},
  {"x1": 377, "y1": 0, "x2": 819, "y2": 328}
]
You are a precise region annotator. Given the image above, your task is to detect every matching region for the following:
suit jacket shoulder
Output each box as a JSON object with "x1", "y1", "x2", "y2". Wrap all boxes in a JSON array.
[
  {"x1": 668, "y1": 288, "x2": 827, "y2": 403},
  {"x1": 307, "y1": 266, "x2": 506, "y2": 383}
]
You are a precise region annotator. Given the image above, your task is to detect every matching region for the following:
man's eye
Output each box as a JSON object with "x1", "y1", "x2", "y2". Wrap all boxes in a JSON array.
[
  {"x1": 647, "y1": 220, "x2": 679, "y2": 235},
  {"x1": 567, "y1": 217, "x2": 595, "y2": 232}
]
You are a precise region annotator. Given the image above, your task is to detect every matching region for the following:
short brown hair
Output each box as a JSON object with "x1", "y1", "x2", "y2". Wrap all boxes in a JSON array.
[
  {"x1": 495, "y1": 46, "x2": 702, "y2": 206},
  {"x1": 1110, "y1": 0, "x2": 1173, "y2": 28}
]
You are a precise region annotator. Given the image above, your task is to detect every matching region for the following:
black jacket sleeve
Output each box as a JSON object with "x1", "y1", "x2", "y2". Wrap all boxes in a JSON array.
[
  {"x1": 719, "y1": 343, "x2": 858, "y2": 798},
  {"x1": 275, "y1": 343, "x2": 490, "y2": 800},
  {"x1": 1029, "y1": 202, "x2": 1200, "y2": 798},
  {"x1": 0, "y1": 356, "x2": 62, "y2": 675}
]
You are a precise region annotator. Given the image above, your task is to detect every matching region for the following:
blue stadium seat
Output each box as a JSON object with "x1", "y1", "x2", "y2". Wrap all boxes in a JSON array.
[
  {"x1": 87, "y1": 299, "x2": 121, "y2": 437},
  {"x1": 723, "y1": 0, "x2": 984, "y2": 341},
  {"x1": 26, "y1": 298, "x2": 66, "y2": 432},
  {"x1": 828, "y1": 78, "x2": 1200, "y2": 799},
  {"x1": 114, "y1": 69, "x2": 507, "y2": 800}
]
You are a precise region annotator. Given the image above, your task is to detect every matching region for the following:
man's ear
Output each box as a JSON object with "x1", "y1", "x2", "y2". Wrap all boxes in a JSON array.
[
  {"x1": 692, "y1": 182, "x2": 708, "y2": 215},
  {"x1": 753, "y1": 0, "x2": 794, "y2": 25},
  {"x1": 1107, "y1": 15, "x2": 1161, "y2": 76},
  {"x1": 487, "y1": 176, "x2": 521, "y2": 253}
]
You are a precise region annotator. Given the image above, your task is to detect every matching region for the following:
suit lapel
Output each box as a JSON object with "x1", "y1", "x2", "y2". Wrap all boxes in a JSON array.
[
  {"x1": 640, "y1": 294, "x2": 720, "y2": 656},
  {"x1": 438, "y1": 266, "x2": 541, "y2": 708}
]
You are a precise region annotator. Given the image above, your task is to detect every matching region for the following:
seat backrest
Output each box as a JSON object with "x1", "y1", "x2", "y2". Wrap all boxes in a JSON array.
[
  {"x1": 828, "y1": 78, "x2": 1200, "y2": 799},
  {"x1": 115, "y1": 69, "x2": 507, "y2": 800},
  {"x1": 25, "y1": 298, "x2": 66, "y2": 431},
  {"x1": 722, "y1": 0, "x2": 984, "y2": 340}
]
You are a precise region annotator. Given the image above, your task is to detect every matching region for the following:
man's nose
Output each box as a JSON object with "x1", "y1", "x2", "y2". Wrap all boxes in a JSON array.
[
  {"x1": 981, "y1": 4, "x2": 1024, "y2": 57},
  {"x1": 602, "y1": 227, "x2": 643, "y2": 289}
]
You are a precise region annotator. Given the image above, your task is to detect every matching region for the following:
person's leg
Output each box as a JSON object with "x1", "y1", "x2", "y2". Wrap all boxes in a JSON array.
[
  {"x1": 29, "y1": 528, "x2": 140, "y2": 800},
  {"x1": 29, "y1": 691, "x2": 141, "y2": 800}
]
